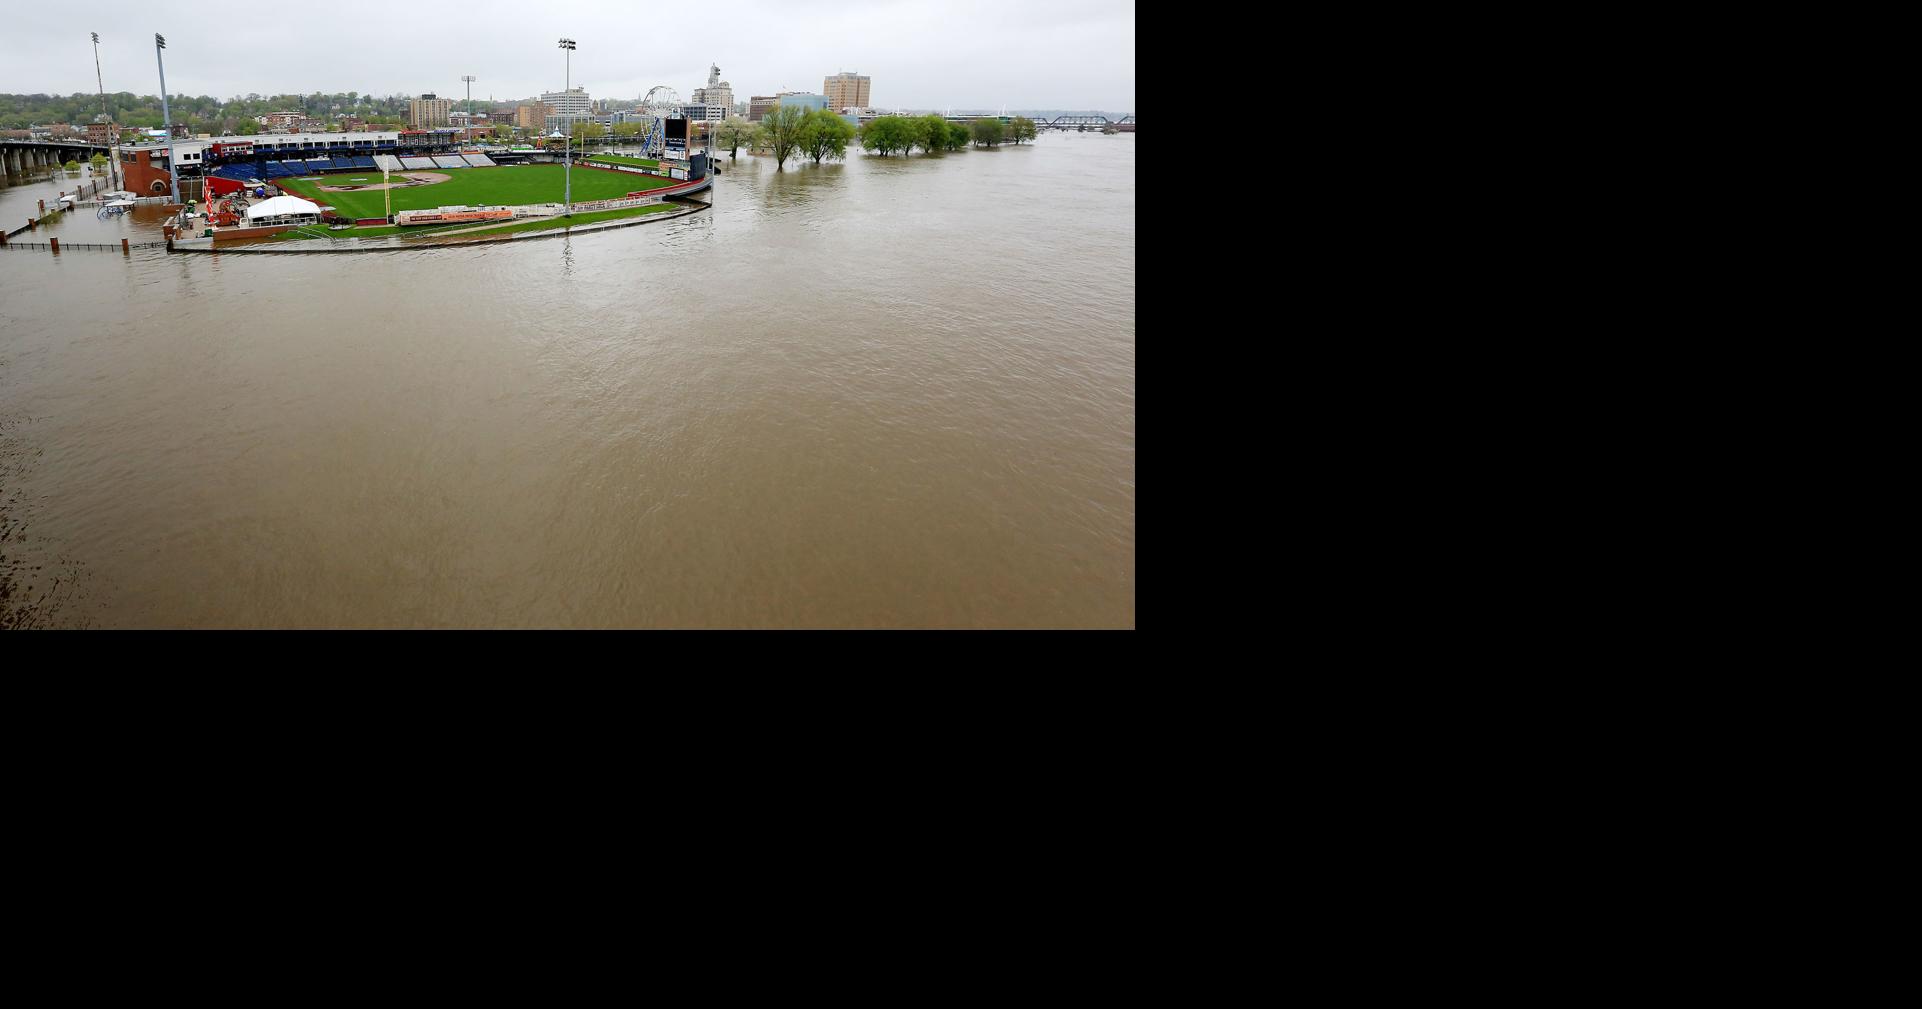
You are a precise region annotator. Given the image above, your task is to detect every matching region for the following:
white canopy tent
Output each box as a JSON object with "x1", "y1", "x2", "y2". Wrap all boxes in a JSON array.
[{"x1": 246, "y1": 195, "x2": 321, "y2": 220}]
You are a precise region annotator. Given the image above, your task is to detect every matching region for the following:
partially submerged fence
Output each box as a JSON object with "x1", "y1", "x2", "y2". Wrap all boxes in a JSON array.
[{"x1": 0, "y1": 237, "x2": 163, "y2": 253}]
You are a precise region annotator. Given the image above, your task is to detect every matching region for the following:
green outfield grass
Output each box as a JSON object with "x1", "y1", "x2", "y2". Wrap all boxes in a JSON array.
[
  {"x1": 278, "y1": 165, "x2": 678, "y2": 219},
  {"x1": 278, "y1": 219, "x2": 497, "y2": 241},
  {"x1": 586, "y1": 154, "x2": 661, "y2": 168},
  {"x1": 442, "y1": 202, "x2": 683, "y2": 238},
  {"x1": 276, "y1": 202, "x2": 686, "y2": 243}
]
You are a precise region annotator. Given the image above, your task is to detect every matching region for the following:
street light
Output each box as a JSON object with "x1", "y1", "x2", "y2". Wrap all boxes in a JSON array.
[{"x1": 559, "y1": 38, "x2": 574, "y2": 216}]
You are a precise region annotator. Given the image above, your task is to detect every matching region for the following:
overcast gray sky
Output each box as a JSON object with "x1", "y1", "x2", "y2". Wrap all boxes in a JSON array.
[{"x1": 1, "y1": 0, "x2": 1134, "y2": 112}]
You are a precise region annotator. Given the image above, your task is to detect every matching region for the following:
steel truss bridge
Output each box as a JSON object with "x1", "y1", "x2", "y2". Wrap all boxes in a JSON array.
[{"x1": 1036, "y1": 114, "x2": 1134, "y2": 131}]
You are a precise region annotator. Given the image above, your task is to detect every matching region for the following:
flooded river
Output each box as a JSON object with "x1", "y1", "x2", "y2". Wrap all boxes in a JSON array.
[{"x1": 0, "y1": 134, "x2": 1134, "y2": 628}]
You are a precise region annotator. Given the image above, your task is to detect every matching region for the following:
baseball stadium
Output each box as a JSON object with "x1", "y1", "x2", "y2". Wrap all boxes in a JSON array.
[{"x1": 119, "y1": 125, "x2": 713, "y2": 247}]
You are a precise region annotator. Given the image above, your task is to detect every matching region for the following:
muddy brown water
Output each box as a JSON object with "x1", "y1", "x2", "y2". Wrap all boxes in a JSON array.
[{"x1": 0, "y1": 136, "x2": 1134, "y2": 628}]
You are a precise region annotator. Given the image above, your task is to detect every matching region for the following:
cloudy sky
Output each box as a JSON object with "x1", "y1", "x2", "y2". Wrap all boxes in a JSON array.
[{"x1": 1, "y1": 0, "x2": 1134, "y2": 112}]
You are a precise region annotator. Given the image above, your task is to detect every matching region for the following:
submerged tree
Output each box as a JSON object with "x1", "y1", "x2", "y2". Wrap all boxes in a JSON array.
[
  {"x1": 757, "y1": 103, "x2": 806, "y2": 170},
  {"x1": 1009, "y1": 116, "x2": 1037, "y2": 144},
  {"x1": 798, "y1": 109, "x2": 856, "y2": 164},
  {"x1": 715, "y1": 116, "x2": 756, "y2": 159},
  {"x1": 944, "y1": 122, "x2": 970, "y2": 152},
  {"x1": 858, "y1": 115, "x2": 914, "y2": 157},
  {"x1": 970, "y1": 117, "x2": 1007, "y2": 147},
  {"x1": 911, "y1": 114, "x2": 949, "y2": 155}
]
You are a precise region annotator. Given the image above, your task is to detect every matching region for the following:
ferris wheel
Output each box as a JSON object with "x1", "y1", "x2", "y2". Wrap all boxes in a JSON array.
[
  {"x1": 642, "y1": 86, "x2": 682, "y2": 118},
  {"x1": 636, "y1": 87, "x2": 684, "y2": 156}
]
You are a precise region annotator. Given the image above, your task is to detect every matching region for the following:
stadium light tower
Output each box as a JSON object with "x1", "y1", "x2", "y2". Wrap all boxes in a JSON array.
[
  {"x1": 462, "y1": 75, "x2": 477, "y2": 120},
  {"x1": 154, "y1": 33, "x2": 179, "y2": 206},
  {"x1": 92, "y1": 32, "x2": 120, "y2": 191},
  {"x1": 558, "y1": 39, "x2": 575, "y2": 215}
]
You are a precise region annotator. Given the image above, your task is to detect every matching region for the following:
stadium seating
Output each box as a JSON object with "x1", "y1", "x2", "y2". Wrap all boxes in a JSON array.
[
  {"x1": 351, "y1": 156, "x2": 378, "y2": 169},
  {"x1": 400, "y1": 157, "x2": 437, "y2": 170},
  {"x1": 373, "y1": 155, "x2": 405, "y2": 173},
  {"x1": 461, "y1": 154, "x2": 497, "y2": 168},
  {"x1": 431, "y1": 155, "x2": 468, "y2": 170}
]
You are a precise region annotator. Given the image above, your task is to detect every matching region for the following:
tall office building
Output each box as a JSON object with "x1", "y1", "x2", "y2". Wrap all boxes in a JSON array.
[
  {"x1": 824, "y1": 72, "x2": 871, "y2": 112},
  {"x1": 747, "y1": 95, "x2": 780, "y2": 122},
  {"x1": 691, "y1": 65, "x2": 734, "y2": 121},
  {"x1": 540, "y1": 87, "x2": 592, "y2": 134},
  {"x1": 408, "y1": 94, "x2": 452, "y2": 129}
]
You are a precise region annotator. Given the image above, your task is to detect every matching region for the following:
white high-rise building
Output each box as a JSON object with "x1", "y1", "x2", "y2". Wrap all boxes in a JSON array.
[{"x1": 540, "y1": 87, "x2": 592, "y2": 134}]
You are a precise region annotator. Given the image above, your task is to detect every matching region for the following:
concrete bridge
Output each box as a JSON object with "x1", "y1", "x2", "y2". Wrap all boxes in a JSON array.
[{"x1": 2, "y1": 139, "x2": 114, "y2": 177}]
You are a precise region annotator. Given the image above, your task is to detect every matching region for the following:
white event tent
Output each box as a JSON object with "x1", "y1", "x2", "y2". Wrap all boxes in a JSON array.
[{"x1": 246, "y1": 195, "x2": 322, "y2": 226}]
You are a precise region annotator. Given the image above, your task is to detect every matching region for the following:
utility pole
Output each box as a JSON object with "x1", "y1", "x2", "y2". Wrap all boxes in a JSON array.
[
  {"x1": 155, "y1": 33, "x2": 179, "y2": 206},
  {"x1": 92, "y1": 32, "x2": 120, "y2": 191}
]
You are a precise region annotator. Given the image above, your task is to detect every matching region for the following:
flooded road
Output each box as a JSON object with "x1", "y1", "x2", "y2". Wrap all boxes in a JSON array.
[{"x1": 0, "y1": 134, "x2": 1134, "y2": 627}]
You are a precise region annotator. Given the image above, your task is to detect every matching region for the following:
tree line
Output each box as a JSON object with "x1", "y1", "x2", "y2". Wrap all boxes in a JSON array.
[
  {"x1": 1, "y1": 91, "x2": 495, "y2": 134},
  {"x1": 706, "y1": 110, "x2": 1037, "y2": 170}
]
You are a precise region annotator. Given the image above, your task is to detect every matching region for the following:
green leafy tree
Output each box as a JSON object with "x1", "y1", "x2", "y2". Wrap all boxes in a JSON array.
[
  {"x1": 945, "y1": 123, "x2": 970, "y2": 151},
  {"x1": 89, "y1": 152, "x2": 107, "y2": 169},
  {"x1": 859, "y1": 115, "x2": 915, "y2": 157},
  {"x1": 970, "y1": 117, "x2": 1006, "y2": 147},
  {"x1": 912, "y1": 114, "x2": 949, "y2": 155},
  {"x1": 797, "y1": 109, "x2": 855, "y2": 164},
  {"x1": 1009, "y1": 116, "x2": 1036, "y2": 144},
  {"x1": 715, "y1": 116, "x2": 756, "y2": 159},
  {"x1": 756, "y1": 103, "x2": 806, "y2": 170}
]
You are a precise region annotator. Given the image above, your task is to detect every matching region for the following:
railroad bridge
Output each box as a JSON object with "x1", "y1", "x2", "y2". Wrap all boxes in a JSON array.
[
  {"x1": 1036, "y1": 114, "x2": 1134, "y2": 132},
  {"x1": 1, "y1": 139, "x2": 114, "y2": 177}
]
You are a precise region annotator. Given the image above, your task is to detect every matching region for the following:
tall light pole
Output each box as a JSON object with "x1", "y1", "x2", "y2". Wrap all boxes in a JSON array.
[
  {"x1": 92, "y1": 32, "x2": 120, "y2": 191},
  {"x1": 559, "y1": 38, "x2": 574, "y2": 216},
  {"x1": 462, "y1": 75, "x2": 476, "y2": 137},
  {"x1": 154, "y1": 33, "x2": 179, "y2": 206}
]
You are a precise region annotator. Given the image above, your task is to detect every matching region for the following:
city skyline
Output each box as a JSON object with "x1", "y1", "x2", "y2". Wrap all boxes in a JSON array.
[{"x1": 0, "y1": 0, "x2": 1135, "y2": 114}]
